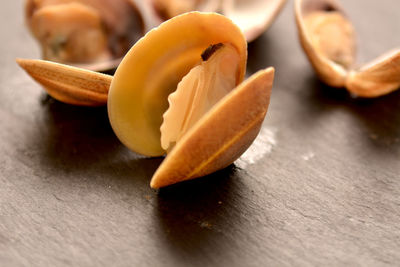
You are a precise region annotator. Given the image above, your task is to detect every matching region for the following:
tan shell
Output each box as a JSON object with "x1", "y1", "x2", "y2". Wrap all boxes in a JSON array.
[
  {"x1": 107, "y1": 12, "x2": 274, "y2": 188},
  {"x1": 295, "y1": 0, "x2": 356, "y2": 87},
  {"x1": 150, "y1": 68, "x2": 274, "y2": 188},
  {"x1": 17, "y1": 58, "x2": 111, "y2": 106},
  {"x1": 151, "y1": 0, "x2": 287, "y2": 42},
  {"x1": 108, "y1": 12, "x2": 248, "y2": 157},
  {"x1": 296, "y1": 0, "x2": 400, "y2": 97},
  {"x1": 25, "y1": 0, "x2": 145, "y2": 71},
  {"x1": 346, "y1": 49, "x2": 400, "y2": 98}
]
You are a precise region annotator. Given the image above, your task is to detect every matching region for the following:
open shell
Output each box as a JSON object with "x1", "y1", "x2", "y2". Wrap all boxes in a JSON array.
[
  {"x1": 108, "y1": 12, "x2": 274, "y2": 188},
  {"x1": 150, "y1": 0, "x2": 287, "y2": 42},
  {"x1": 296, "y1": 0, "x2": 400, "y2": 97},
  {"x1": 25, "y1": 0, "x2": 145, "y2": 71},
  {"x1": 17, "y1": 12, "x2": 274, "y2": 188},
  {"x1": 16, "y1": 58, "x2": 111, "y2": 106},
  {"x1": 108, "y1": 12, "x2": 247, "y2": 157},
  {"x1": 295, "y1": 0, "x2": 356, "y2": 87}
]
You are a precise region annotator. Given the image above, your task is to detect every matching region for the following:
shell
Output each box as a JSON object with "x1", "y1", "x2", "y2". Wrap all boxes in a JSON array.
[
  {"x1": 150, "y1": 68, "x2": 274, "y2": 188},
  {"x1": 222, "y1": 0, "x2": 287, "y2": 42},
  {"x1": 108, "y1": 12, "x2": 247, "y2": 157},
  {"x1": 150, "y1": 0, "x2": 287, "y2": 42},
  {"x1": 17, "y1": 58, "x2": 111, "y2": 106},
  {"x1": 295, "y1": 0, "x2": 356, "y2": 87},
  {"x1": 151, "y1": 0, "x2": 221, "y2": 19},
  {"x1": 296, "y1": 0, "x2": 400, "y2": 97},
  {"x1": 107, "y1": 12, "x2": 274, "y2": 188},
  {"x1": 346, "y1": 49, "x2": 400, "y2": 98},
  {"x1": 25, "y1": 0, "x2": 145, "y2": 71}
]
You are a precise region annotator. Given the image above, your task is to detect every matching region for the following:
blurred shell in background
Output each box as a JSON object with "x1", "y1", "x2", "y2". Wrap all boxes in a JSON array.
[
  {"x1": 25, "y1": 0, "x2": 145, "y2": 71},
  {"x1": 295, "y1": 0, "x2": 356, "y2": 87},
  {"x1": 295, "y1": 0, "x2": 400, "y2": 97},
  {"x1": 24, "y1": 0, "x2": 286, "y2": 71},
  {"x1": 150, "y1": 0, "x2": 287, "y2": 42}
]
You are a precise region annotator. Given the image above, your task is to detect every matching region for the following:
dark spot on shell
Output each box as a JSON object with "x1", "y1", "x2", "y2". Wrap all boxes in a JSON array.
[
  {"x1": 322, "y1": 4, "x2": 336, "y2": 12},
  {"x1": 201, "y1": 43, "x2": 224, "y2": 61}
]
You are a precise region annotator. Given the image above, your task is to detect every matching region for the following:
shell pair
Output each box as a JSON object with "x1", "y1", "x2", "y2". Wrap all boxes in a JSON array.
[
  {"x1": 25, "y1": 0, "x2": 286, "y2": 71},
  {"x1": 296, "y1": 0, "x2": 400, "y2": 97},
  {"x1": 18, "y1": 12, "x2": 275, "y2": 188}
]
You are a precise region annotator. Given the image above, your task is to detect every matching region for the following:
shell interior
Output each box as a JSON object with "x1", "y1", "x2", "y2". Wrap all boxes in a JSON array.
[
  {"x1": 107, "y1": 12, "x2": 274, "y2": 188},
  {"x1": 152, "y1": 0, "x2": 287, "y2": 42},
  {"x1": 160, "y1": 43, "x2": 240, "y2": 152},
  {"x1": 296, "y1": 0, "x2": 356, "y2": 87},
  {"x1": 108, "y1": 12, "x2": 247, "y2": 157}
]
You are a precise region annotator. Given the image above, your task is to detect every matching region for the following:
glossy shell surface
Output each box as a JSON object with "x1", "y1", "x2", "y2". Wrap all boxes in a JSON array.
[{"x1": 108, "y1": 12, "x2": 247, "y2": 157}]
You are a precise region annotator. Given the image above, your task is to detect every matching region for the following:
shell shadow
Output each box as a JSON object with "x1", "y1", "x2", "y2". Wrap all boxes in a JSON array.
[
  {"x1": 30, "y1": 94, "x2": 123, "y2": 172},
  {"x1": 302, "y1": 75, "x2": 400, "y2": 149},
  {"x1": 152, "y1": 165, "x2": 245, "y2": 261},
  {"x1": 96, "y1": 156, "x2": 164, "y2": 192},
  {"x1": 248, "y1": 35, "x2": 274, "y2": 73}
]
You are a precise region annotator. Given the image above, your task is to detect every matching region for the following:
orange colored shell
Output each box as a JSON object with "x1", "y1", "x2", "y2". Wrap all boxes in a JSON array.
[{"x1": 108, "y1": 12, "x2": 247, "y2": 157}]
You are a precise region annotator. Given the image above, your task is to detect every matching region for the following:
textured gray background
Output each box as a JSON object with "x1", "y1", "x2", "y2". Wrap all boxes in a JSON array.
[{"x1": 1, "y1": 0, "x2": 400, "y2": 266}]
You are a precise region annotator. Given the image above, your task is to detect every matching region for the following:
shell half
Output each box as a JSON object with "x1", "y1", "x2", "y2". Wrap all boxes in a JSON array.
[
  {"x1": 346, "y1": 49, "x2": 400, "y2": 98},
  {"x1": 295, "y1": 0, "x2": 356, "y2": 87},
  {"x1": 150, "y1": 68, "x2": 274, "y2": 188},
  {"x1": 108, "y1": 12, "x2": 247, "y2": 157},
  {"x1": 222, "y1": 0, "x2": 287, "y2": 42},
  {"x1": 17, "y1": 58, "x2": 111, "y2": 106}
]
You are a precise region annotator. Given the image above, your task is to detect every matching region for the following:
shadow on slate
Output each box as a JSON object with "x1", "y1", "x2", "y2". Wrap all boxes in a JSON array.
[
  {"x1": 303, "y1": 75, "x2": 400, "y2": 149},
  {"x1": 153, "y1": 165, "x2": 244, "y2": 259},
  {"x1": 31, "y1": 94, "x2": 122, "y2": 170},
  {"x1": 247, "y1": 35, "x2": 274, "y2": 73},
  {"x1": 26, "y1": 93, "x2": 165, "y2": 190},
  {"x1": 100, "y1": 157, "x2": 164, "y2": 192}
]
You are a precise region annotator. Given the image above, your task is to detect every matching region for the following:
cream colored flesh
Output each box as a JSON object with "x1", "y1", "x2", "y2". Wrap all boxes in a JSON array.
[{"x1": 160, "y1": 44, "x2": 240, "y2": 151}]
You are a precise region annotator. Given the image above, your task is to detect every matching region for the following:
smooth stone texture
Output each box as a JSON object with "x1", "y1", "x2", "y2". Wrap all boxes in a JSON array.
[{"x1": 1, "y1": 0, "x2": 399, "y2": 266}]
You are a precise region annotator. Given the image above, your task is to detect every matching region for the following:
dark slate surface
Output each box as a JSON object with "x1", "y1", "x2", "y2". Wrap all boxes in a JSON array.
[{"x1": 1, "y1": 0, "x2": 399, "y2": 266}]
